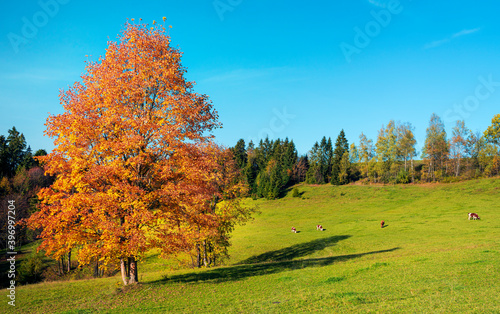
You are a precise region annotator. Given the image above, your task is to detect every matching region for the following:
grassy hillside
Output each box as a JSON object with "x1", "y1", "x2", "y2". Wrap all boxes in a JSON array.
[{"x1": 2, "y1": 178, "x2": 500, "y2": 313}]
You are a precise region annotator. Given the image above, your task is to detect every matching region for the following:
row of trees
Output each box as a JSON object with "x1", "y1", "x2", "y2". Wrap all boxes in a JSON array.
[
  {"x1": 231, "y1": 138, "x2": 298, "y2": 199},
  {"x1": 231, "y1": 113, "x2": 500, "y2": 192},
  {"x1": 305, "y1": 130, "x2": 350, "y2": 185},
  {"x1": 421, "y1": 114, "x2": 500, "y2": 181}
]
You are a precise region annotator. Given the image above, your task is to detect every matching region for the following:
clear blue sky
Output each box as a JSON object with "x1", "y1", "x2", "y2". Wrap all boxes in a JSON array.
[{"x1": 1, "y1": 0, "x2": 500, "y2": 155}]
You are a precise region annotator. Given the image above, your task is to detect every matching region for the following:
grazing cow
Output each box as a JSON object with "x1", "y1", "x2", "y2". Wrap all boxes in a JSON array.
[
  {"x1": 468, "y1": 213, "x2": 480, "y2": 220},
  {"x1": 316, "y1": 225, "x2": 323, "y2": 231},
  {"x1": 381, "y1": 220, "x2": 385, "y2": 228},
  {"x1": 291, "y1": 227, "x2": 297, "y2": 233}
]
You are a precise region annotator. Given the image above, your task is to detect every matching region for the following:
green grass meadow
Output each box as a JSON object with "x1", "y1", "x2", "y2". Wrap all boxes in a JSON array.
[{"x1": 2, "y1": 178, "x2": 500, "y2": 313}]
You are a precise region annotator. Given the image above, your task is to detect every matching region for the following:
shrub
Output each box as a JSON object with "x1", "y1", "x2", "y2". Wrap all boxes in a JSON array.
[
  {"x1": 396, "y1": 170, "x2": 410, "y2": 184},
  {"x1": 292, "y1": 187, "x2": 300, "y2": 197},
  {"x1": 17, "y1": 251, "x2": 45, "y2": 284},
  {"x1": 442, "y1": 176, "x2": 461, "y2": 183}
]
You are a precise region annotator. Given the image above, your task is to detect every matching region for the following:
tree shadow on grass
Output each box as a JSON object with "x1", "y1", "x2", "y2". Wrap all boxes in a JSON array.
[
  {"x1": 150, "y1": 235, "x2": 400, "y2": 285},
  {"x1": 237, "y1": 235, "x2": 351, "y2": 265}
]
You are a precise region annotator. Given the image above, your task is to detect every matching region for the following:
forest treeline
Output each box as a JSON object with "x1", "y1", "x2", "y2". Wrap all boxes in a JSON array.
[{"x1": 231, "y1": 113, "x2": 500, "y2": 199}]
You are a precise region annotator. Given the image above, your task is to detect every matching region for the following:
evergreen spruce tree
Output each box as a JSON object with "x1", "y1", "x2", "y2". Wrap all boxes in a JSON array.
[
  {"x1": 326, "y1": 137, "x2": 333, "y2": 182},
  {"x1": 6, "y1": 127, "x2": 28, "y2": 176},
  {"x1": 0, "y1": 135, "x2": 8, "y2": 178},
  {"x1": 331, "y1": 130, "x2": 349, "y2": 185},
  {"x1": 231, "y1": 139, "x2": 247, "y2": 169},
  {"x1": 268, "y1": 160, "x2": 283, "y2": 199},
  {"x1": 306, "y1": 142, "x2": 323, "y2": 184},
  {"x1": 244, "y1": 154, "x2": 258, "y2": 195},
  {"x1": 256, "y1": 171, "x2": 269, "y2": 198},
  {"x1": 319, "y1": 136, "x2": 332, "y2": 182}
]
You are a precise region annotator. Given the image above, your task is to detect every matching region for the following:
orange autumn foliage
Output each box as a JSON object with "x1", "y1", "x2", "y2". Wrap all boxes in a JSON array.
[{"x1": 26, "y1": 21, "x2": 245, "y2": 284}]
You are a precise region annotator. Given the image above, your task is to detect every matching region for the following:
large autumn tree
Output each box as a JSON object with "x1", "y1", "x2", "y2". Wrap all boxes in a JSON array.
[{"x1": 26, "y1": 21, "x2": 244, "y2": 285}]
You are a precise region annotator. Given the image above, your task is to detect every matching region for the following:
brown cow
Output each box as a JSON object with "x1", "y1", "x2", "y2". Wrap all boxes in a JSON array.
[{"x1": 468, "y1": 213, "x2": 480, "y2": 220}]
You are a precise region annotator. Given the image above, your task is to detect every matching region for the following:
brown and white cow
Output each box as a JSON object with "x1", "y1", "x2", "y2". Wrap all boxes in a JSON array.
[
  {"x1": 381, "y1": 220, "x2": 385, "y2": 228},
  {"x1": 291, "y1": 227, "x2": 297, "y2": 233},
  {"x1": 468, "y1": 213, "x2": 480, "y2": 220},
  {"x1": 316, "y1": 225, "x2": 323, "y2": 231}
]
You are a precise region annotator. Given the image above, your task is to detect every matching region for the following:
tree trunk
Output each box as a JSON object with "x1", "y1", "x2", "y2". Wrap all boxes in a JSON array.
[
  {"x1": 203, "y1": 240, "x2": 208, "y2": 267},
  {"x1": 59, "y1": 258, "x2": 64, "y2": 275},
  {"x1": 411, "y1": 159, "x2": 414, "y2": 183},
  {"x1": 206, "y1": 242, "x2": 212, "y2": 267},
  {"x1": 429, "y1": 160, "x2": 433, "y2": 181},
  {"x1": 120, "y1": 258, "x2": 128, "y2": 285},
  {"x1": 128, "y1": 256, "x2": 138, "y2": 284},
  {"x1": 94, "y1": 260, "x2": 99, "y2": 278},
  {"x1": 127, "y1": 257, "x2": 131, "y2": 276},
  {"x1": 67, "y1": 251, "x2": 71, "y2": 273},
  {"x1": 196, "y1": 244, "x2": 201, "y2": 268},
  {"x1": 190, "y1": 254, "x2": 196, "y2": 268}
]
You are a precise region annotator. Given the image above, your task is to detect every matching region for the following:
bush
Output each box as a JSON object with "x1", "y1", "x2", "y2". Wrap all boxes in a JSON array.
[
  {"x1": 396, "y1": 170, "x2": 410, "y2": 184},
  {"x1": 442, "y1": 176, "x2": 461, "y2": 183},
  {"x1": 292, "y1": 187, "x2": 300, "y2": 197},
  {"x1": 17, "y1": 251, "x2": 45, "y2": 284}
]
